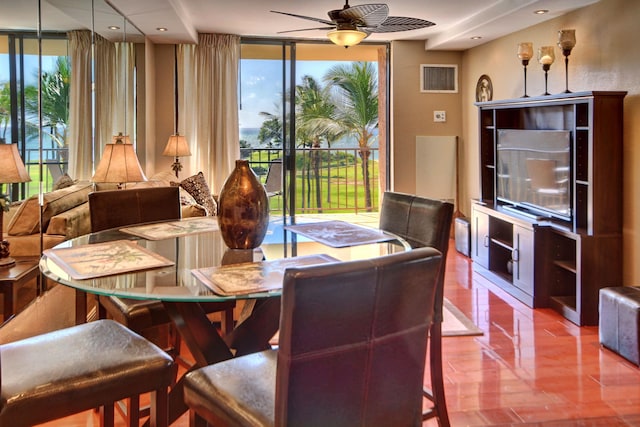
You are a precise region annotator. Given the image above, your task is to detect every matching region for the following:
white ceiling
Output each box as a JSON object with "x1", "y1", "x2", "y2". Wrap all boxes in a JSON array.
[{"x1": 2, "y1": 0, "x2": 599, "y2": 50}]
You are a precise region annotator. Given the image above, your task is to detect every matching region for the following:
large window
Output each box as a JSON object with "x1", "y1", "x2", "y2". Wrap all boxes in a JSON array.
[
  {"x1": 239, "y1": 41, "x2": 388, "y2": 216},
  {"x1": 0, "y1": 32, "x2": 69, "y2": 200}
]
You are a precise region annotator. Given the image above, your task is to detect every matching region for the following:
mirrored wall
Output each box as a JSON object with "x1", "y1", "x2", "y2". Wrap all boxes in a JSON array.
[{"x1": 0, "y1": 0, "x2": 144, "y2": 199}]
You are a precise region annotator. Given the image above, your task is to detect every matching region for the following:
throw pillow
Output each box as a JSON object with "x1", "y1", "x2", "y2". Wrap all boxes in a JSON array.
[
  {"x1": 180, "y1": 172, "x2": 217, "y2": 216},
  {"x1": 52, "y1": 173, "x2": 75, "y2": 191}
]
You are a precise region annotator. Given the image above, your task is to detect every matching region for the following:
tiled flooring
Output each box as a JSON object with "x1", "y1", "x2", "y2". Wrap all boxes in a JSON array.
[{"x1": 33, "y1": 225, "x2": 640, "y2": 426}]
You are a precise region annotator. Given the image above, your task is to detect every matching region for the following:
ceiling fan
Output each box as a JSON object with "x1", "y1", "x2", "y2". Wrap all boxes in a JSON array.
[{"x1": 271, "y1": 1, "x2": 435, "y2": 47}]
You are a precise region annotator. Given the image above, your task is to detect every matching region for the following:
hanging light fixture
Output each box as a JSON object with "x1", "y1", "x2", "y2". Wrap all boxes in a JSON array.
[
  {"x1": 327, "y1": 23, "x2": 367, "y2": 48},
  {"x1": 163, "y1": 46, "x2": 191, "y2": 178}
]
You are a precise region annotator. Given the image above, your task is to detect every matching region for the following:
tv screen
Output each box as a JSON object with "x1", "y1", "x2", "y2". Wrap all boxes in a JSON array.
[{"x1": 496, "y1": 129, "x2": 571, "y2": 220}]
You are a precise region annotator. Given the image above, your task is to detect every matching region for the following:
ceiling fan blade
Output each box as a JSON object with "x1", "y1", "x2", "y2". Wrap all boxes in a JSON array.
[
  {"x1": 277, "y1": 27, "x2": 336, "y2": 35},
  {"x1": 270, "y1": 10, "x2": 334, "y2": 26},
  {"x1": 365, "y1": 16, "x2": 435, "y2": 33},
  {"x1": 339, "y1": 4, "x2": 389, "y2": 27}
]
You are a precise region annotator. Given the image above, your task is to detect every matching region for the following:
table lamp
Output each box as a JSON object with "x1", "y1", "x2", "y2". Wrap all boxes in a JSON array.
[
  {"x1": 0, "y1": 143, "x2": 32, "y2": 267},
  {"x1": 163, "y1": 46, "x2": 192, "y2": 178},
  {"x1": 92, "y1": 133, "x2": 147, "y2": 189},
  {"x1": 162, "y1": 134, "x2": 191, "y2": 178}
]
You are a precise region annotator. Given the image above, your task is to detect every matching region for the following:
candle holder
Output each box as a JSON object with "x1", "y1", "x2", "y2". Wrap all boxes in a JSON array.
[
  {"x1": 557, "y1": 29, "x2": 576, "y2": 93},
  {"x1": 538, "y1": 46, "x2": 555, "y2": 95},
  {"x1": 517, "y1": 42, "x2": 533, "y2": 97}
]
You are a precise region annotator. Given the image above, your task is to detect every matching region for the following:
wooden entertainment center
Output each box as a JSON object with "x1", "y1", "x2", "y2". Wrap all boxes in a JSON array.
[{"x1": 471, "y1": 91, "x2": 626, "y2": 326}]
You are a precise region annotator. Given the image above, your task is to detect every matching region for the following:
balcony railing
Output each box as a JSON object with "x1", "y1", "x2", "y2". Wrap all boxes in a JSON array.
[
  {"x1": 246, "y1": 147, "x2": 379, "y2": 214},
  {"x1": 16, "y1": 146, "x2": 380, "y2": 216}
]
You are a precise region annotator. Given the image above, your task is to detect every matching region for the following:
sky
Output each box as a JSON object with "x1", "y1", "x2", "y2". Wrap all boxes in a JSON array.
[
  {"x1": 0, "y1": 54, "x2": 59, "y2": 84},
  {"x1": 239, "y1": 59, "x2": 364, "y2": 130}
]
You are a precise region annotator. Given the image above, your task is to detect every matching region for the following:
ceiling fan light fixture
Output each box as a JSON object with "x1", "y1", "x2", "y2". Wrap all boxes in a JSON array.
[{"x1": 327, "y1": 28, "x2": 367, "y2": 47}]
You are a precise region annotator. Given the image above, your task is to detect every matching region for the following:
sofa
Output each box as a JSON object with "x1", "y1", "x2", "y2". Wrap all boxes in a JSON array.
[{"x1": 3, "y1": 170, "x2": 214, "y2": 257}]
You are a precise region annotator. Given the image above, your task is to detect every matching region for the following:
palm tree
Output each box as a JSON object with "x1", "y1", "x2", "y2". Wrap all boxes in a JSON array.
[
  {"x1": 257, "y1": 111, "x2": 283, "y2": 148},
  {"x1": 24, "y1": 56, "x2": 70, "y2": 167},
  {"x1": 295, "y1": 75, "x2": 342, "y2": 212},
  {"x1": 0, "y1": 82, "x2": 10, "y2": 143},
  {"x1": 324, "y1": 62, "x2": 378, "y2": 211}
]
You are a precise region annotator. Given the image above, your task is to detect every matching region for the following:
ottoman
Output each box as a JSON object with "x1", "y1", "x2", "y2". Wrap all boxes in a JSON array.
[{"x1": 599, "y1": 286, "x2": 640, "y2": 366}]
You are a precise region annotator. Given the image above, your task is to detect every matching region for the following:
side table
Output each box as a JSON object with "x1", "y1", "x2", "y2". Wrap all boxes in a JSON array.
[{"x1": 0, "y1": 257, "x2": 40, "y2": 322}]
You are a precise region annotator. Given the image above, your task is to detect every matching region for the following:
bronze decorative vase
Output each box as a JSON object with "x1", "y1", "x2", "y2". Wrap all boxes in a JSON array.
[{"x1": 217, "y1": 159, "x2": 269, "y2": 249}]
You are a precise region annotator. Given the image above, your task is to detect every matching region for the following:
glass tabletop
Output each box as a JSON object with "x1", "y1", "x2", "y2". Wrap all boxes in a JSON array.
[{"x1": 39, "y1": 217, "x2": 410, "y2": 302}]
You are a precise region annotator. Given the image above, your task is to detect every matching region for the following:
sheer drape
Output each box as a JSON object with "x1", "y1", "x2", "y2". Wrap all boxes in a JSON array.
[
  {"x1": 179, "y1": 34, "x2": 240, "y2": 193},
  {"x1": 67, "y1": 30, "x2": 93, "y2": 180},
  {"x1": 67, "y1": 32, "x2": 136, "y2": 180},
  {"x1": 94, "y1": 35, "x2": 116, "y2": 166}
]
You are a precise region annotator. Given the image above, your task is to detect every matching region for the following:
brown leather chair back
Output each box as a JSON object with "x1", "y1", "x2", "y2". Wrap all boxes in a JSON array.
[
  {"x1": 275, "y1": 247, "x2": 442, "y2": 426},
  {"x1": 88, "y1": 186, "x2": 181, "y2": 232},
  {"x1": 379, "y1": 191, "x2": 453, "y2": 322}
]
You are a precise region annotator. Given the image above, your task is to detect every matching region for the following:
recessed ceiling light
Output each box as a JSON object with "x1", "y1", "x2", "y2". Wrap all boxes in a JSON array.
[
  {"x1": 534, "y1": 9, "x2": 548, "y2": 15},
  {"x1": 157, "y1": 27, "x2": 168, "y2": 32},
  {"x1": 471, "y1": 36, "x2": 482, "y2": 40},
  {"x1": 108, "y1": 25, "x2": 120, "y2": 30}
]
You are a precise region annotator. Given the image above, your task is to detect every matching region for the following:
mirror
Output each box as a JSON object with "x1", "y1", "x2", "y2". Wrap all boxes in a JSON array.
[{"x1": 0, "y1": 0, "x2": 144, "y2": 192}]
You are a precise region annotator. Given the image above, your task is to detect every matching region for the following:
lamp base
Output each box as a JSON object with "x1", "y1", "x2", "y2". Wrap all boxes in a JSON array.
[{"x1": 0, "y1": 256, "x2": 16, "y2": 268}]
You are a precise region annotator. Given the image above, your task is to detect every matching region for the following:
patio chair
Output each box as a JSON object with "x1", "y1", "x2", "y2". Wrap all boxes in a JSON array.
[
  {"x1": 183, "y1": 247, "x2": 442, "y2": 426},
  {"x1": 264, "y1": 159, "x2": 282, "y2": 198},
  {"x1": 379, "y1": 191, "x2": 454, "y2": 427}
]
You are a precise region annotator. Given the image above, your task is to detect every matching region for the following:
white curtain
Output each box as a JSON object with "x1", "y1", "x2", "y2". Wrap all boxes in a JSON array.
[
  {"x1": 179, "y1": 34, "x2": 240, "y2": 193},
  {"x1": 94, "y1": 35, "x2": 116, "y2": 160},
  {"x1": 67, "y1": 30, "x2": 93, "y2": 180},
  {"x1": 68, "y1": 33, "x2": 136, "y2": 180}
]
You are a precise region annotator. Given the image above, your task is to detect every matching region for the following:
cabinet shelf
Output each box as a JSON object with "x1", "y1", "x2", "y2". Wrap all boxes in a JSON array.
[
  {"x1": 490, "y1": 237, "x2": 512, "y2": 251},
  {"x1": 553, "y1": 260, "x2": 577, "y2": 274}
]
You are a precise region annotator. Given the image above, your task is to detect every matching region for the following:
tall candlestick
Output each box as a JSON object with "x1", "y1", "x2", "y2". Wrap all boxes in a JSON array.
[
  {"x1": 517, "y1": 42, "x2": 533, "y2": 97},
  {"x1": 558, "y1": 29, "x2": 576, "y2": 93},
  {"x1": 537, "y1": 46, "x2": 555, "y2": 95}
]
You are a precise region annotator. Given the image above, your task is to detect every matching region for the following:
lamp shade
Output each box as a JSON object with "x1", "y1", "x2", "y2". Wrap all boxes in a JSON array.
[
  {"x1": 92, "y1": 141, "x2": 147, "y2": 183},
  {"x1": 162, "y1": 134, "x2": 191, "y2": 157},
  {"x1": 327, "y1": 29, "x2": 367, "y2": 47},
  {"x1": 0, "y1": 144, "x2": 31, "y2": 184}
]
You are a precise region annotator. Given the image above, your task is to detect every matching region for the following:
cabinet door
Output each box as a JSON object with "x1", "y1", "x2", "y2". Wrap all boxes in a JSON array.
[
  {"x1": 513, "y1": 225, "x2": 534, "y2": 295},
  {"x1": 472, "y1": 208, "x2": 490, "y2": 269}
]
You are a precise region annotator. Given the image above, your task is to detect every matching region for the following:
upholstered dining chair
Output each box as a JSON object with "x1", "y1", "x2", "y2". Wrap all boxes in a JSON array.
[
  {"x1": 88, "y1": 186, "x2": 236, "y2": 420},
  {"x1": 0, "y1": 319, "x2": 174, "y2": 427},
  {"x1": 183, "y1": 246, "x2": 443, "y2": 427},
  {"x1": 88, "y1": 186, "x2": 235, "y2": 355},
  {"x1": 379, "y1": 191, "x2": 454, "y2": 427}
]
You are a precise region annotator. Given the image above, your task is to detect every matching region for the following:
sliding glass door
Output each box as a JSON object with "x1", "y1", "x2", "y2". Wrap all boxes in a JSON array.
[
  {"x1": 239, "y1": 40, "x2": 389, "y2": 219},
  {"x1": 0, "y1": 33, "x2": 69, "y2": 199}
]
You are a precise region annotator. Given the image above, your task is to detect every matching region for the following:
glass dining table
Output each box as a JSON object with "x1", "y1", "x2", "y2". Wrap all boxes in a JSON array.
[{"x1": 39, "y1": 215, "x2": 410, "y2": 424}]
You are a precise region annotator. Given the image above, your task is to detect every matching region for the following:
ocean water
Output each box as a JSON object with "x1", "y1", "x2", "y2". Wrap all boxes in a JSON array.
[{"x1": 240, "y1": 127, "x2": 379, "y2": 150}]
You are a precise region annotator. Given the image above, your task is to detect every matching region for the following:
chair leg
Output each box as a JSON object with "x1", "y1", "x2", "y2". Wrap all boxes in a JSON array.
[
  {"x1": 100, "y1": 403, "x2": 115, "y2": 427},
  {"x1": 151, "y1": 388, "x2": 169, "y2": 427},
  {"x1": 126, "y1": 396, "x2": 140, "y2": 427},
  {"x1": 423, "y1": 322, "x2": 450, "y2": 427}
]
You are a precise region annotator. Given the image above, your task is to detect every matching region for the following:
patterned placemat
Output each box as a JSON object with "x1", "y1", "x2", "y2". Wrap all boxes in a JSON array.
[
  {"x1": 192, "y1": 254, "x2": 337, "y2": 296},
  {"x1": 284, "y1": 220, "x2": 394, "y2": 248},
  {"x1": 43, "y1": 240, "x2": 174, "y2": 280}
]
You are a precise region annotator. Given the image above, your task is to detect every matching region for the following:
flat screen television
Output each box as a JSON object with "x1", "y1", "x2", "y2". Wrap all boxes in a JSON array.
[{"x1": 496, "y1": 129, "x2": 571, "y2": 221}]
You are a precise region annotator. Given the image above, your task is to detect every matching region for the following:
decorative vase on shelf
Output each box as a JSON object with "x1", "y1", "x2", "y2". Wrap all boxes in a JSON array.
[{"x1": 217, "y1": 159, "x2": 269, "y2": 249}]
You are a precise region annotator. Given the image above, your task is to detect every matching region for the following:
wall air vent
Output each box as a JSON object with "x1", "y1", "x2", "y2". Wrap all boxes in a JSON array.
[{"x1": 420, "y1": 64, "x2": 458, "y2": 93}]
